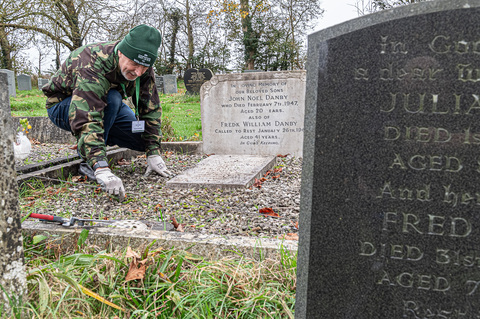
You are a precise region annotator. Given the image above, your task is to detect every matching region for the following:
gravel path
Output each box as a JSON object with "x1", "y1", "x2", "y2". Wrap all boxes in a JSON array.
[{"x1": 18, "y1": 142, "x2": 302, "y2": 239}]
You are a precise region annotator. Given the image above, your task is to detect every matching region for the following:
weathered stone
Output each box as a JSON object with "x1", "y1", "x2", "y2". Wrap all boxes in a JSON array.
[
  {"x1": 17, "y1": 74, "x2": 31, "y2": 91},
  {"x1": 166, "y1": 155, "x2": 276, "y2": 190},
  {"x1": 0, "y1": 72, "x2": 26, "y2": 312},
  {"x1": 201, "y1": 71, "x2": 305, "y2": 156},
  {"x1": 184, "y1": 68, "x2": 213, "y2": 94},
  {"x1": 0, "y1": 69, "x2": 15, "y2": 97},
  {"x1": 163, "y1": 74, "x2": 178, "y2": 94},
  {"x1": 296, "y1": 1, "x2": 480, "y2": 318}
]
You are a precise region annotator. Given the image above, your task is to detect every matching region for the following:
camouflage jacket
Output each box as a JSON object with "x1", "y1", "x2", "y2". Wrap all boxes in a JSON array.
[{"x1": 42, "y1": 40, "x2": 162, "y2": 168}]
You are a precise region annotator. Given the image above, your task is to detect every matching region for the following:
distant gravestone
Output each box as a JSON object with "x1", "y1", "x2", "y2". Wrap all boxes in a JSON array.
[
  {"x1": 0, "y1": 73, "x2": 26, "y2": 312},
  {"x1": 0, "y1": 69, "x2": 15, "y2": 97},
  {"x1": 184, "y1": 68, "x2": 213, "y2": 94},
  {"x1": 296, "y1": 1, "x2": 480, "y2": 318},
  {"x1": 17, "y1": 74, "x2": 31, "y2": 91},
  {"x1": 201, "y1": 71, "x2": 305, "y2": 156},
  {"x1": 38, "y1": 78, "x2": 49, "y2": 89},
  {"x1": 163, "y1": 74, "x2": 178, "y2": 94},
  {"x1": 155, "y1": 75, "x2": 164, "y2": 94}
]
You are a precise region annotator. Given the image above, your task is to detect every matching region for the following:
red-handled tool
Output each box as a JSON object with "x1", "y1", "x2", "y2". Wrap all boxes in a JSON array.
[{"x1": 28, "y1": 213, "x2": 148, "y2": 230}]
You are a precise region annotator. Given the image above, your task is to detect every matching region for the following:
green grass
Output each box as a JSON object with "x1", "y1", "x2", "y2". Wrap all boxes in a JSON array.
[
  {"x1": 10, "y1": 80, "x2": 202, "y2": 141},
  {"x1": 11, "y1": 235, "x2": 297, "y2": 318}
]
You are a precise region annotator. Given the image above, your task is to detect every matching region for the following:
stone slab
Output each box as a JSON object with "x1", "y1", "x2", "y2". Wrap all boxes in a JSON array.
[
  {"x1": 37, "y1": 78, "x2": 49, "y2": 89},
  {"x1": 163, "y1": 74, "x2": 178, "y2": 94},
  {"x1": 0, "y1": 72, "x2": 26, "y2": 312},
  {"x1": 22, "y1": 220, "x2": 297, "y2": 262},
  {"x1": 155, "y1": 75, "x2": 164, "y2": 93},
  {"x1": 201, "y1": 71, "x2": 305, "y2": 157},
  {"x1": 166, "y1": 155, "x2": 276, "y2": 190},
  {"x1": 0, "y1": 69, "x2": 15, "y2": 97},
  {"x1": 296, "y1": 1, "x2": 480, "y2": 318},
  {"x1": 17, "y1": 74, "x2": 31, "y2": 91}
]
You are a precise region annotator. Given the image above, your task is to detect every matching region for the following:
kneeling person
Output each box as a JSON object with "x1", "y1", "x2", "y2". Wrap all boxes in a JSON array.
[{"x1": 43, "y1": 24, "x2": 172, "y2": 199}]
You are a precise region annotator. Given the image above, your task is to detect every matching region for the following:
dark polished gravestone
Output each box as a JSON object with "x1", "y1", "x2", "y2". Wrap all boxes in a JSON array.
[
  {"x1": 296, "y1": 1, "x2": 480, "y2": 318},
  {"x1": 184, "y1": 68, "x2": 213, "y2": 95}
]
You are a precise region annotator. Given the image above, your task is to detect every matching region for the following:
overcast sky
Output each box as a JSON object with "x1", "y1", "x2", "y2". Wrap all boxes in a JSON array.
[
  {"x1": 315, "y1": 0, "x2": 359, "y2": 31},
  {"x1": 30, "y1": 0, "x2": 361, "y2": 73}
]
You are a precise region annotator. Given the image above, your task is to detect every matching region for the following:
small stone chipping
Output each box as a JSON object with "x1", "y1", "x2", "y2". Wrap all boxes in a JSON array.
[{"x1": 17, "y1": 143, "x2": 301, "y2": 239}]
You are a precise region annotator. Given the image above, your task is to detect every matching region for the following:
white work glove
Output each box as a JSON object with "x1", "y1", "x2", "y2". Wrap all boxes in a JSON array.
[
  {"x1": 94, "y1": 167, "x2": 125, "y2": 199},
  {"x1": 145, "y1": 155, "x2": 173, "y2": 178}
]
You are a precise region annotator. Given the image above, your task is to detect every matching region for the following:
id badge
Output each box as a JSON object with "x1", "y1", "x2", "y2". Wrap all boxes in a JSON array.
[{"x1": 132, "y1": 120, "x2": 145, "y2": 133}]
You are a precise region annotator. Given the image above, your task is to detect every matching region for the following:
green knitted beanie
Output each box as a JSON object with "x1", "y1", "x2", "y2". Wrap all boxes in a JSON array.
[{"x1": 117, "y1": 24, "x2": 161, "y2": 67}]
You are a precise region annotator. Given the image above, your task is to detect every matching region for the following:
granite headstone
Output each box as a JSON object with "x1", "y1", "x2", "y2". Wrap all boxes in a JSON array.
[
  {"x1": 155, "y1": 75, "x2": 164, "y2": 94},
  {"x1": 296, "y1": 1, "x2": 480, "y2": 318},
  {"x1": 201, "y1": 71, "x2": 305, "y2": 156},
  {"x1": 37, "y1": 78, "x2": 49, "y2": 89},
  {"x1": 17, "y1": 74, "x2": 31, "y2": 91},
  {"x1": 163, "y1": 74, "x2": 178, "y2": 94},
  {"x1": 0, "y1": 73, "x2": 26, "y2": 312},
  {"x1": 184, "y1": 68, "x2": 213, "y2": 94},
  {"x1": 0, "y1": 69, "x2": 15, "y2": 97}
]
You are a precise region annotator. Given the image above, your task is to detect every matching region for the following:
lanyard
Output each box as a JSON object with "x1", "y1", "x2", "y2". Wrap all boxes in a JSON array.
[
  {"x1": 115, "y1": 46, "x2": 141, "y2": 119},
  {"x1": 120, "y1": 78, "x2": 140, "y2": 118}
]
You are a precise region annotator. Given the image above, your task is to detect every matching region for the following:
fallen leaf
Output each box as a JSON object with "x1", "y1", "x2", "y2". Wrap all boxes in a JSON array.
[
  {"x1": 294, "y1": 221, "x2": 299, "y2": 229},
  {"x1": 125, "y1": 261, "x2": 146, "y2": 281},
  {"x1": 277, "y1": 154, "x2": 290, "y2": 158},
  {"x1": 176, "y1": 224, "x2": 184, "y2": 232},
  {"x1": 274, "y1": 167, "x2": 283, "y2": 173},
  {"x1": 125, "y1": 246, "x2": 141, "y2": 259},
  {"x1": 272, "y1": 175, "x2": 280, "y2": 179},
  {"x1": 278, "y1": 233, "x2": 299, "y2": 241},
  {"x1": 117, "y1": 158, "x2": 131, "y2": 165},
  {"x1": 260, "y1": 177, "x2": 266, "y2": 182},
  {"x1": 253, "y1": 178, "x2": 262, "y2": 189},
  {"x1": 26, "y1": 196, "x2": 35, "y2": 200},
  {"x1": 263, "y1": 170, "x2": 271, "y2": 177},
  {"x1": 259, "y1": 207, "x2": 280, "y2": 218},
  {"x1": 69, "y1": 144, "x2": 78, "y2": 150},
  {"x1": 154, "y1": 204, "x2": 163, "y2": 212},
  {"x1": 171, "y1": 216, "x2": 180, "y2": 229}
]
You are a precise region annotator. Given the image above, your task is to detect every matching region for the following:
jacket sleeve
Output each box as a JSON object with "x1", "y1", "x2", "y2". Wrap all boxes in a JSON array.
[
  {"x1": 137, "y1": 69, "x2": 162, "y2": 156},
  {"x1": 69, "y1": 67, "x2": 111, "y2": 167}
]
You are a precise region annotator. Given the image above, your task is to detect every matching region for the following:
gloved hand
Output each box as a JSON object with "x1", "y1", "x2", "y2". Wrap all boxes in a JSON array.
[
  {"x1": 94, "y1": 167, "x2": 125, "y2": 199},
  {"x1": 145, "y1": 155, "x2": 173, "y2": 177}
]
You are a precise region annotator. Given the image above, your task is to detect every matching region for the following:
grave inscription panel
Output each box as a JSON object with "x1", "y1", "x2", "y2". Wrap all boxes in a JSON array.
[
  {"x1": 296, "y1": 1, "x2": 480, "y2": 318},
  {"x1": 201, "y1": 71, "x2": 305, "y2": 156}
]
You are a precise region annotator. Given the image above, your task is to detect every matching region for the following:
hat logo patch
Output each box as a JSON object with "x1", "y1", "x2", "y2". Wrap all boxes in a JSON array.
[{"x1": 137, "y1": 53, "x2": 151, "y2": 62}]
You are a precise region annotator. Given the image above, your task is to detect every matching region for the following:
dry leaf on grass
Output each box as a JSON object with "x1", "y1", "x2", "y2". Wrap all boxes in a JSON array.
[
  {"x1": 259, "y1": 207, "x2": 280, "y2": 218},
  {"x1": 278, "y1": 233, "x2": 299, "y2": 241},
  {"x1": 125, "y1": 262, "x2": 146, "y2": 281}
]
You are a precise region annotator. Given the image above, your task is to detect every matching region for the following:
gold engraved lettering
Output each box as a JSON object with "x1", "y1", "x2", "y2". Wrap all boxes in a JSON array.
[
  {"x1": 382, "y1": 92, "x2": 480, "y2": 115},
  {"x1": 379, "y1": 63, "x2": 442, "y2": 81},
  {"x1": 354, "y1": 68, "x2": 369, "y2": 80},
  {"x1": 377, "y1": 270, "x2": 450, "y2": 292},
  {"x1": 384, "y1": 126, "x2": 451, "y2": 143},
  {"x1": 383, "y1": 210, "x2": 472, "y2": 237},
  {"x1": 380, "y1": 36, "x2": 408, "y2": 55},
  {"x1": 466, "y1": 280, "x2": 480, "y2": 295},
  {"x1": 360, "y1": 241, "x2": 424, "y2": 261},
  {"x1": 443, "y1": 185, "x2": 480, "y2": 207},
  {"x1": 403, "y1": 300, "x2": 468, "y2": 318},
  {"x1": 429, "y1": 35, "x2": 480, "y2": 55},
  {"x1": 436, "y1": 249, "x2": 480, "y2": 267},
  {"x1": 464, "y1": 128, "x2": 480, "y2": 144},
  {"x1": 389, "y1": 153, "x2": 463, "y2": 172},
  {"x1": 457, "y1": 63, "x2": 480, "y2": 82},
  {"x1": 377, "y1": 182, "x2": 431, "y2": 202}
]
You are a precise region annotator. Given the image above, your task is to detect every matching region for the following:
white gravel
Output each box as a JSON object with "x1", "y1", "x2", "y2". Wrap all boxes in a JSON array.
[{"x1": 17, "y1": 143, "x2": 302, "y2": 238}]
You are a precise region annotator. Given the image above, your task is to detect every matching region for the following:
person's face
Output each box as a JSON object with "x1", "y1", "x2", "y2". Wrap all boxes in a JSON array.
[{"x1": 118, "y1": 51, "x2": 149, "y2": 81}]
